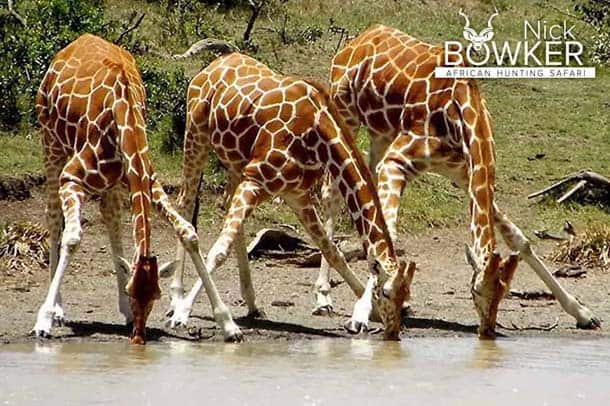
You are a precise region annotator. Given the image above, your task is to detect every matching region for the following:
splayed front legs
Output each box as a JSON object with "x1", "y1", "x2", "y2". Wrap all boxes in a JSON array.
[
  {"x1": 152, "y1": 179, "x2": 243, "y2": 342},
  {"x1": 493, "y1": 205, "x2": 601, "y2": 329}
]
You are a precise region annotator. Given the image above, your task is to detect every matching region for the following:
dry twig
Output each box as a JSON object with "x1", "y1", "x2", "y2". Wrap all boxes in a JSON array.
[
  {"x1": 528, "y1": 170, "x2": 610, "y2": 204},
  {"x1": 115, "y1": 12, "x2": 146, "y2": 45},
  {"x1": 173, "y1": 38, "x2": 239, "y2": 59},
  {"x1": 497, "y1": 318, "x2": 559, "y2": 332},
  {"x1": 7, "y1": 0, "x2": 27, "y2": 27}
]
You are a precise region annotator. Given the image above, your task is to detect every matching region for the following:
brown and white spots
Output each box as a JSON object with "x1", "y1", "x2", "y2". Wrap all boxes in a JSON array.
[
  {"x1": 33, "y1": 34, "x2": 243, "y2": 344},
  {"x1": 324, "y1": 24, "x2": 600, "y2": 337},
  {"x1": 167, "y1": 52, "x2": 413, "y2": 340}
]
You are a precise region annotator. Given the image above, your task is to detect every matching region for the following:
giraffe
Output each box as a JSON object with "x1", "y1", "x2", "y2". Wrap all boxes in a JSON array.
[
  {"x1": 33, "y1": 34, "x2": 242, "y2": 344},
  {"x1": 162, "y1": 52, "x2": 415, "y2": 340},
  {"x1": 319, "y1": 24, "x2": 600, "y2": 337}
]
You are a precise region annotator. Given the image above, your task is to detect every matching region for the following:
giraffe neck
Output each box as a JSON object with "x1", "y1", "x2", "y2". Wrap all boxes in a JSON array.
[
  {"x1": 459, "y1": 81, "x2": 496, "y2": 268},
  {"x1": 116, "y1": 81, "x2": 154, "y2": 259},
  {"x1": 316, "y1": 105, "x2": 396, "y2": 267}
]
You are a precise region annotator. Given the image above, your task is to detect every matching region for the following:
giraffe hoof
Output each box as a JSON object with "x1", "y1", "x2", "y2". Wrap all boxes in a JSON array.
[
  {"x1": 246, "y1": 308, "x2": 267, "y2": 320},
  {"x1": 344, "y1": 319, "x2": 367, "y2": 335},
  {"x1": 31, "y1": 329, "x2": 52, "y2": 339},
  {"x1": 312, "y1": 305, "x2": 334, "y2": 316},
  {"x1": 52, "y1": 304, "x2": 65, "y2": 327},
  {"x1": 165, "y1": 301, "x2": 192, "y2": 329},
  {"x1": 224, "y1": 329, "x2": 244, "y2": 343},
  {"x1": 577, "y1": 316, "x2": 602, "y2": 330},
  {"x1": 52, "y1": 316, "x2": 65, "y2": 328}
]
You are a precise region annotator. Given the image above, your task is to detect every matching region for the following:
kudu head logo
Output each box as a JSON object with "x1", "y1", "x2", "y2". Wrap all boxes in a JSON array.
[{"x1": 459, "y1": 9, "x2": 499, "y2": 51}]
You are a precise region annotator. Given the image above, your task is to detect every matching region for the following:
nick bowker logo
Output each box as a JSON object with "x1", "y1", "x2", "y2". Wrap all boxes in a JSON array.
[
  {"x1": 458, "y1": 8, "x2": 498, "y2": 51},
  {"x1": 435, "y1": 9, "x2": 596, "y2": 79}
]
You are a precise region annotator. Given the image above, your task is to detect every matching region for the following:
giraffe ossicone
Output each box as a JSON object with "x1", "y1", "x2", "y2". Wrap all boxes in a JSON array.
[
  {"x1": 167, "y1": 52, "x2": 414, "y2": 340},
  {"x1": 34, "y1": 34, "x2": 242, "y2": 344}
]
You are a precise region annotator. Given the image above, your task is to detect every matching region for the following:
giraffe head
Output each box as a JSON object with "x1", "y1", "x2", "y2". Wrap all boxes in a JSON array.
[
  {"x1": 120, "y1": 255, "x2": 162, "y2": 344},
  {"x1": 465, "y1": 246, "x2": 519, "y2": 338},
  {"x1": 373, "y1": 260, "x2": 416, "y2": 340}
]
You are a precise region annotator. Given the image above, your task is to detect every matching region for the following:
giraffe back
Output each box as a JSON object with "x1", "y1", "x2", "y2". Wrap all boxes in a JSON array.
[
  {"x1": 187, "y1": 53, "x2": 339, "y2": 194},
  {"x1": 36, "y1": 34, "x2": 148, "y2": 193},
  {"x1": 330, "y1": 24, "x2": 483, "y2": 148}
]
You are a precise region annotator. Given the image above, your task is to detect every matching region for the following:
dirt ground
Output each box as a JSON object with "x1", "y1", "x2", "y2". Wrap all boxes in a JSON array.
[{"x1": 1, "y1": 186, "x2": 608, "y2": 345}]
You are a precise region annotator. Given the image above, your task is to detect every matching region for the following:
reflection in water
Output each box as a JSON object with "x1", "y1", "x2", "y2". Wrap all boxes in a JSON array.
[
  {"x1": 469, "y1": 339, "x2": 507, "y2": 370},
  {"x1": 2, "y1": 337, "x2": 610, "y2": 405}
]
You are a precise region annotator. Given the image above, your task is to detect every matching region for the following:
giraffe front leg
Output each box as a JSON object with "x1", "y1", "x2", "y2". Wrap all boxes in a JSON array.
[
  {"x1": 163, "y1": 135, "x2": 211, "y2": 320},
  {"x1": 33, "y1": 181, "x2": 84, "y2": 337},
  {"x1": 494, "y1": 205, "x2": 601, "y2": 329}
]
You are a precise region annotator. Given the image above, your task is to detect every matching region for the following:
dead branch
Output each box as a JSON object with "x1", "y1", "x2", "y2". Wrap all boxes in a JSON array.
[
  {"x1": 533, "y1": 229, "x2": 569, "y2": 241},
  {"x1": 172, "y1": 38, "x2": 240, "y2": 59},
  {"x1": 243, "y1": 0, "x2": 265, "y2": 44},
  {"x1": 528, "y1": 170, "x2": 610, "y2": 203},
  {"x1": 115, "y1": 12, "x2": 146, "y2": 45},
  {"x1": 509, "y1": 289, "x2": 555, "y2": 300},
  {"x1": 497, "y1": 318, "x2": 559, "y2": 332},
  {"x1": 553, "y1": 265, "x2": 587, "y2": 278},
  {"x1": 328, "y1": 18, "x2": 349, "y2": 53},
  {"x1": 7, "y1": 0, "x2": 27, "y2": 27}
]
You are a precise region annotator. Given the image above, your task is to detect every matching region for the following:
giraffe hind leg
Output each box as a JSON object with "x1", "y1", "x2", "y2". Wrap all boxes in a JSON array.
[
  {"x1": 313, "y1": 172, "x2": 338, "y2": 316},
  {"x1": 235, "y1": 226, "x2": 264, "y2": 319},
  {"x1": 283, "y1": 194, "x2": 376, "y2": 333},
  {"x1": 227, "y1": 175, "x2": 264, "y2": 319},
  {"x1": 152, "y1": 177, "x2": 267, "y2": 341},
  {"x1": 493, "y1": 204, "x2": 601, "y2": 329},
  {"x1": 100, "y1": 188, "x2": 133, "y2": 325},
  {"x1": 43, "y1": 155, "x2": 66, "y2": 327},
  {"x1": 33, "y1": 180, "x2": 85, "y2": 337}
]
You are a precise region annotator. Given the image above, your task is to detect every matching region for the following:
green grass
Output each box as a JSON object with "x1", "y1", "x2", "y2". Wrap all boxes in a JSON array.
[
  {"x1": 0, "y1": 133, "x2": 42, "y2": 176},
  {"x1": 2, "y1": 0, "x2": 609, "y2": 237}
]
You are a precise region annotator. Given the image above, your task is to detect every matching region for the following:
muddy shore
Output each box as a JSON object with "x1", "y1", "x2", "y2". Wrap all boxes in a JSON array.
[{"x1": 1, "y1": 186, "x2": 608, "y2": 345}]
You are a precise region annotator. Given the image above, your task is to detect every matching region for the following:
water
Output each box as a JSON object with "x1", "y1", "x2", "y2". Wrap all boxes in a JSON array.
[{"x1": 1, "y1": 337, "x2": 609, "y2": 405}]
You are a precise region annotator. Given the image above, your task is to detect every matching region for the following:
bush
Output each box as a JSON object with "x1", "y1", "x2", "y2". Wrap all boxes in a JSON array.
[
  {"x1": 0, "y1": 0, "x2": 108, "y2": 131},
  {"x1": 138, "y1": 59, "x2": 190, "y2": 152},
  {"x1": 575, "y1": 0, "x2": 610, "y2": 64}
]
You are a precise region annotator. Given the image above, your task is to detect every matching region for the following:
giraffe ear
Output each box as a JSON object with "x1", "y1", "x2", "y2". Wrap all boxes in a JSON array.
[{"x1": 158, "y1": 260, "x2": 179, "y2": 278}]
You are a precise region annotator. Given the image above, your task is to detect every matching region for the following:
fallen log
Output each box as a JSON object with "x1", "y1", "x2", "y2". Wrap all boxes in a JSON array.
[{"x1": 528, "y1": 170, "x2": 610, "y2": 204}]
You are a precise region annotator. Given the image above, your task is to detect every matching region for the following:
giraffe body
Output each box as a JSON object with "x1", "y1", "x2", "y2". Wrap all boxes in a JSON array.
[
  {"x1": 35, "y1": 34, "x2": 242, "y2": 343},
  {"x1": 169, "y1": 53, "x2": 414, "y2": 340},
  {"x1": 325, "y1": 25, "x2": 599, "y2": 336}
]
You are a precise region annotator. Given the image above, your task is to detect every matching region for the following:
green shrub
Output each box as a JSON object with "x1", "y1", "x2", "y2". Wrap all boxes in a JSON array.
[
  {"x1": 138, "y1": 59, "x2": 190, "y2": 152},
  {"x1": 575, "y1": 0, "x2": 610, "y2": 64},
  {"x1": 0, "y1": 0, "x2": 108, "y2": 131}
]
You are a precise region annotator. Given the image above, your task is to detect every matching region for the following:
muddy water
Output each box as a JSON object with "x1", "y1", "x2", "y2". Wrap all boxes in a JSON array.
[{"x1": 1, "y1": 337, "x2": 609, "y2": 405}]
